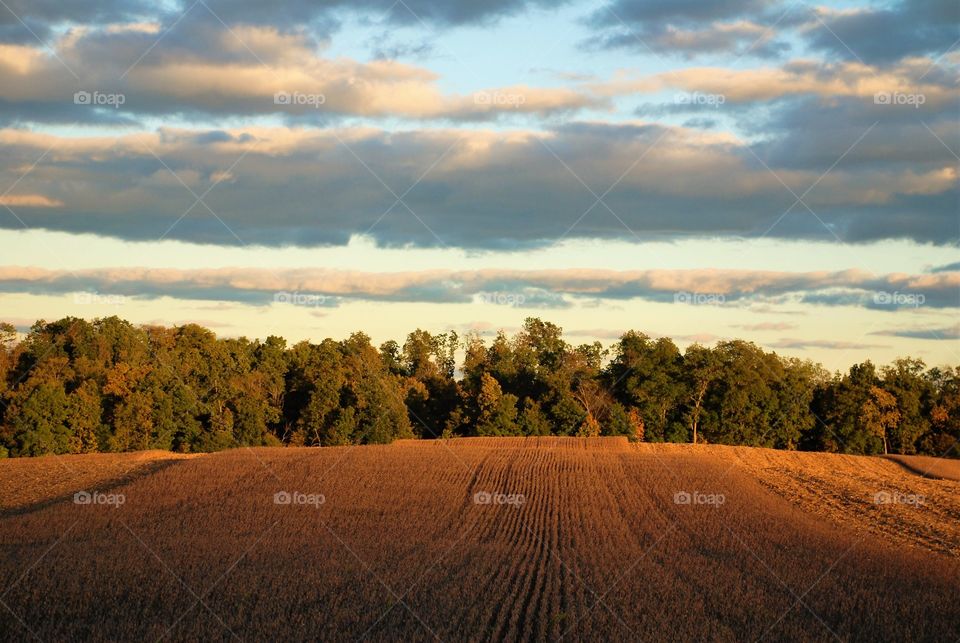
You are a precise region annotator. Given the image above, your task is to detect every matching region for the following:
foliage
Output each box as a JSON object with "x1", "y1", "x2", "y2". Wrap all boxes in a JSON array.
[{"x1": 0, "y1": 315, "x2": 957, "y2": 457}]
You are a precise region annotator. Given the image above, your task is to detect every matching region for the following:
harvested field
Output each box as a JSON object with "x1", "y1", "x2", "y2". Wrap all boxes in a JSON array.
[
  {"x1": 884, "y1": 454, "x2": 960, "y2": 482},
  {"x1": 0, "y1": 450, "x2": 197, "y2": 515},
  {"x1": 637, "y1": 442, "x2": 960, "y2": 557},
  {"x1": 0, "y1": 438, "x2": 957, "y2": 642}
]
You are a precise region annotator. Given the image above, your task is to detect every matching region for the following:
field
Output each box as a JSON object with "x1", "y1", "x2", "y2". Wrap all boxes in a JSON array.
[{"x1": 1, "y1": 438, "x2": 958, "y2": 642}]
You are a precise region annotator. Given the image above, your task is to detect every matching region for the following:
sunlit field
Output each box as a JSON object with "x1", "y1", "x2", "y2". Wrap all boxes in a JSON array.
[{"x1": 2, "y1": 438, "x2": 957, "y2": 641}]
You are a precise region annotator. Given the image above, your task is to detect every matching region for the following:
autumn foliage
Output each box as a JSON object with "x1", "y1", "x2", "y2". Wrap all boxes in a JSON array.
[{"x1": 0, "y1": 317, "x2": 957, "y2": 458}]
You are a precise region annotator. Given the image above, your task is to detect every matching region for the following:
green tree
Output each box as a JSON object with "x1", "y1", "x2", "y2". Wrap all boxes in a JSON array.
[
  {"x1": 880, "y1": 358, "x2": 932, "y2": 454},
  {"x1": 862, "y1": 385, "x2": 901, "y2": 455},
  {"x1": 682, "y1": 344, "x2": 720, "y2": 444},
  {"x1": 518, "y1": 398, "x2": 551, "y2": 436},
  {"x1": 475, "y1": 373, "x2": 520, "y2": 436},
  {"x1": 9, "y1": 381, "x2": 72, "y2": 456},
  {"x1": 606, "y1": 332, "x2": 685, "y2": 441}
]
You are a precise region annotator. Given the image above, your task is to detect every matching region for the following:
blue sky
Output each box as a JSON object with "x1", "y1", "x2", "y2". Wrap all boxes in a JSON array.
[{"x1": 0, "y1": 0, "x2": 957, "y2": 369}]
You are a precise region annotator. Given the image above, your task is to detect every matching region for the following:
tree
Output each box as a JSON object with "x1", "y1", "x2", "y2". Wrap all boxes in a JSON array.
[
  {"x1": 682, "y1": 344, "x2": 720, "y2": 444},
  {"x1": 577, "y1": 413, "x2": 601, "y2": 437},
  {"x1": 816, "y1": 361, "x2": 883, "y2": 454},
  {"x1": 861, "y1": 386, "x2": 901, "y2": 455},
  {"x1": 518, "y1": 398, "x2": 551, "y2": 436},
  {"x1": 1, "y1": 314, "x2": 956, "y2": 459},
  {"x1": 705, "y1": 341, "x2": 781, "y2": 447},
  {"x1": 67, "y1": 379, "x2": 103, "y2": 453},
  {"x1": 768, "y1": 356, "x2": 822, "y2": 450},
  {"x1": 340, "y1": 333, "x2": 413, "y2": 444},
  {"x1": 475, "y1": 373, "x2": 520, "y2": 436},
  {"x1": 399, "y1": 330, "x2": 460, "y2": 438},
  {"x1": 605, "y1": 403, "x2": 645, "y2": 440},
  {"x1": 284, "y1": 340, "x2": 345, "y2": 445},
  {"x1": 0, "y1": 322, "x2": 17, "y2": 430},
  {"x1": 9, "y1": 381, "x2": 73, "y2": 456},
  {"x1": 880, "y1": 358, "x2": 931, "y2": 454},
  {"x1": 926, "y1": 367, "x2": 960, "y2": 455},
  {"x1": 605, "y1": 332, "x2": 684, "y2": 441}
]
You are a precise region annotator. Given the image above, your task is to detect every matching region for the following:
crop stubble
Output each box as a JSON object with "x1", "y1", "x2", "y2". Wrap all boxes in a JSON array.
[{"x1": 0, "y1": 437, "x2": 957, "y2": 641}]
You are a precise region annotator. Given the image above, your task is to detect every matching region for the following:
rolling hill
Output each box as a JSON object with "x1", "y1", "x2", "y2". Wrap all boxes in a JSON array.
[{"x1": 1, "y1": 438, "x2": 957, "y2": 641}]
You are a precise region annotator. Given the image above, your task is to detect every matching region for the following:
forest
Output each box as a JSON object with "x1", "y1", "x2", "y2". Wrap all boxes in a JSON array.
[{"x1": 0, "y1": 316, "x2": 956, "y2": 458}]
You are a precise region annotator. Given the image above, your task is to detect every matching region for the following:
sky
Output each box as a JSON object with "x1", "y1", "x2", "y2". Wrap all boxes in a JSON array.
[{"x1": 0, "y1": 0, "x2": 957, "y2": 371}]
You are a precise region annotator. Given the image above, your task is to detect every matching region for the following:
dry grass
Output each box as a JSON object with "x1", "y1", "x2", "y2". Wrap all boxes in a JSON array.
[
  {"x1": 884, "y1": 454, "x2": 960, "y2": 482},
  {"x1": 0, "y1": 450, "x2": 198, "y2": 515},
  {"x1": 0, "y1": 438, "x2": 957, "y2": 641},
  {"x1": 637, "y1": 442, "x2": 960, "y2": 558}
]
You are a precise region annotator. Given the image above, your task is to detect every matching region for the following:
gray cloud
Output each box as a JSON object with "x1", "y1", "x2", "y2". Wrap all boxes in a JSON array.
[
  {"x1": 932, "y1": 262, "x2": 960, "y2": 273},
  {"x1": 1, "y1": 266, "x2": 956, "y2": 310},
  {"x1": 0, "y1": 119, "x2": 955, "y2": 248},
  {"x1": 802, "y1": 0, "x2": 960, "y2": 64},
  {"x1": 768, "y1": 338, "x2": 888, "y2": 350},
  {"x1": 0, "y1": 0, "x2": 562, "y2": 48},
  {"x1": 591, "y1": 0, "x2": 773, "y2": 25},
  {"x1": 0, "y1": 23, "x2": 603, "y2": 126},
  {"x1": 0, "y1": 0, "x2": 152, "y2": 40},
  {"x1": 585, "y1": 0, "x2": 789, "y2": 58},
  {"x1": 871, "y1": 326, "x2": 960, "y2": 340},
  {"x1": 586, "y1": 20, "x2": 789, "y2": 59}
]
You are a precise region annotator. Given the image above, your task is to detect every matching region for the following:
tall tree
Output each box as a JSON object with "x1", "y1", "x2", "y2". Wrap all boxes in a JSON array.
[
  {"x1": 682, "y1": 344, "x2": 720, "y2": 444},
  {"x1": 861, "y1": 386, "x2": 901, "y2": 455}
]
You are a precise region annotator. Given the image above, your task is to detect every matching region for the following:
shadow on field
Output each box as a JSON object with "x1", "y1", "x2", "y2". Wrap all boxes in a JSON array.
[
  {"x1": 0, "y1": 457, "x2": 191, "y2": 519},
  {"x1": 883, "y1": 454, "x2": 960, "y2": 482}
]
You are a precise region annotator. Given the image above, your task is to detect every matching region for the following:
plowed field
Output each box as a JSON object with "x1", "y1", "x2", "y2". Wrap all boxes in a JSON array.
[{"x1": 1, "y1": 438, "x2": 957, "y2": 641}]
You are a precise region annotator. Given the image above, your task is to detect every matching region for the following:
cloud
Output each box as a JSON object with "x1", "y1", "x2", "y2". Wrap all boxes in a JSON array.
[
  {"x1": 0, "y1": 1, "x2": 152, "y2": 44},
  {"x1": 0, "y1": 266, "x2": 956, "y2": 309},
  {"x1": 586, "y1": 0, "x2": 959, "y2": 65},
  {"x1": 768, "y1": 338, "x2": 888, "y2": 350},
  {"x1": 871, "y1": 326, "x2": 960, "y2": 341},
  {"x1": 197, "y1": 0, "x2": 563, "y2": 29},
  {"x1": 619, "y1": 59, "x2": 958, "y2": 107},
  {"x1": 585, "y1": 0, "x2": 789, "y2": 58},
  {"x1": 587, "y1": 19, "x2": 789, "y2": 59},
  {"x1": 591, "y1": 0, "x2": 774, "y2": 26},
  {"x1": 0, "y1": 194, "x2": 63, "y2": 207},
  {"x1": 565, "y1": 328, "x2": 626, "y2": 340},
  {"x1": 0, "y1": 0, "x2": 560, "y2": 49},
  {"x1": 674, "y1": 333, "x2": 724, "y2": 344},
  {"x1": 733, "y1": 322, "x2": 796, "y2": 331},
  {"x1": 0, "y1": 121, "x2": 955, "y2": 248},
  {"x1": 931, "y1": 262, "x2": 960, "y2": 273},
  {"x1": 800, "y1": 1, "x2": 960, "y2": 64},
  {"x1": 0, "y1": 28, "x2": 603, "y2": 124}
]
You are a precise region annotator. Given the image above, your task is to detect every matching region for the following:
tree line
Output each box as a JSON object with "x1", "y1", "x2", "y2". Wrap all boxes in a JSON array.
[{"x1": 0, "y1": 317, "x2": 956, "y2": 458}]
